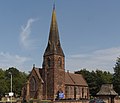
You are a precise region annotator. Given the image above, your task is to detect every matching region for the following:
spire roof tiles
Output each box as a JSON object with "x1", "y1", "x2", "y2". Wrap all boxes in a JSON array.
[{"x1": 44, "y1": 5, "x2": 64, "y2": 57}]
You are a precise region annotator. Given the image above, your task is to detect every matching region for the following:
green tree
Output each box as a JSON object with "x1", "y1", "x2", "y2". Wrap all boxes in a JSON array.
[
  {"x1": 75, "y1": 69, "x2": 97, "y2": 96},
  {"x1": 95, "y1": 70, "x2": 112, "y2": 95},
  {"x1": 0, "y1": 69, "x2": 9, "y2": 97},
  {"x1": 75, "y1": 69, "x2": 112, "y2": 96},
  {"x1": 113, "y1": 57, "x2": 120, "y2": 95},
  {"x1": 5, "y1": 67, "x2": 28, "y2": 96}
]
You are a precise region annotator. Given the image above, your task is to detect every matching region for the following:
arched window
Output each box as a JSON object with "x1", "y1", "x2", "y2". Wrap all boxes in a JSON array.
[
  {"x1": 58, "y1": 57, "x2": 62, "y2": 67},
  {"x1": 30, "y1": 76, "x2": 36, "y2": 91}
]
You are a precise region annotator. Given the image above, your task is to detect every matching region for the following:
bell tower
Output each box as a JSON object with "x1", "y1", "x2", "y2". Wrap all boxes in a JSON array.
[{"x1": 42, "y1": 4, "x2": 65, "y2": 100}]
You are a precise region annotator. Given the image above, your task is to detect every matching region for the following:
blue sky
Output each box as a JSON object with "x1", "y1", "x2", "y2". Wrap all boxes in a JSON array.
[{"x1": 0, "y1": 0, "x2": 120, "y2": 73}]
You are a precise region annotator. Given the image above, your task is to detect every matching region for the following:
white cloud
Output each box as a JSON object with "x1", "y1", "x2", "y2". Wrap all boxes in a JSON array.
[
  {"x1": 20, "y1": 18, "x2": 38, "y2": 49},
  {"x1": 0, "y1": 52, "x2": 30, "y2": 71},
  {"x1": 66, "y1": 47, "x2": 120, "y2": 73}
]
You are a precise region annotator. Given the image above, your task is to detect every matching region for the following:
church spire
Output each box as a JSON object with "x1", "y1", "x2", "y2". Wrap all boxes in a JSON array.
[{"x1": 44, "y1": 4, "x2": 64, "y2": 57}]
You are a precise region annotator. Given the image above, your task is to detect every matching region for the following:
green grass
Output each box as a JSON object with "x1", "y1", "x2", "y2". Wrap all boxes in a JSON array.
[{"x1": 0, "y1": 98, "x2": 17, "y2": 103}]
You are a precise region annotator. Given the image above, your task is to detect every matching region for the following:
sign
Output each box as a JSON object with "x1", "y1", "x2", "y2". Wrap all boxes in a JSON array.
[
  {"x1": 59, "y1": 92, "x2": 64, "y2": 99},
  {"x1": 9, "y1": 92, "x2": 14, "y2": 96}
]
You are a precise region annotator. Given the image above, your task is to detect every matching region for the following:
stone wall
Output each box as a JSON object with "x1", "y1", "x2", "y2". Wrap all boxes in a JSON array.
[
  {"x1": 13, "y1": 98, "x2": 120, "y2": 103},
  {"x1": 16, "y1": 100, "x2": 89, "y2": 103},
  {"x1": 54, "y1": 100, "x2": 89, "y2": 103}
]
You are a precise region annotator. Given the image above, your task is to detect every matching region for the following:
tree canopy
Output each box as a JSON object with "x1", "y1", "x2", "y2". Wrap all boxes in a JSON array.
[
  {"x1": 75, "y1": 69, "x2": 112, "y2": 96},
  {"x1": 0, "y1": 67, "x2": 28, "y2": 97},
  {"x1": 113, "y1": 57, "x2": 120, "y2": 95},
  {"x1": 75, "y1": 56, "x2": 120, "y2": 96}
]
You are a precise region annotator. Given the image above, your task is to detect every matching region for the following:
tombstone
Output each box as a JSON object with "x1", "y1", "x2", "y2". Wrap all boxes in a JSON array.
[{"x1": 97, "y1": 84, "x2": 118, "y2": 103}]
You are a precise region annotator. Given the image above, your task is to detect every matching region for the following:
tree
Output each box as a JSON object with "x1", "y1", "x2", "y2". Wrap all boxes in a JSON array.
[
  {"x1": 75, "y1": 69, "x2": 112, "y2": 96},
  {"x1": 0, "y1": 69, "x2": 9, "y2": 97},
  {"x1": 5, "y1": 67, "x2": 28, "y2": 96},
  {"x1": 95, "y1": 70, "x2": 112, "y2": 95},
  {"x1": 113, "y1": 57, "x2": 120, "y2": 95},
  {"x1": 0, "y1": 67, "x2": 28, "y2": 97},
  {"x1": 75, "y1": 69, "x2": 97, "y2": 96}
]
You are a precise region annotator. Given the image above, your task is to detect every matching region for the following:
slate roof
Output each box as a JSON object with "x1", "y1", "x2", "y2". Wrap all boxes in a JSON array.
[
  {"x1": 32, "y1": 68, "x2": 88, "y2": 87},
  {"x1": 97, "y1": 84, "x2": 118, "y2": 96},
  {"x1": 65, "y1": 72, "x2": 88, "y2": 86},
  {"x1": 44, "y1": 5, "x2": 64, "y2": 57}
]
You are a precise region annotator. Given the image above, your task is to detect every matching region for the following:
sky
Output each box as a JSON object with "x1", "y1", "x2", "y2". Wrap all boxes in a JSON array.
[{"x1": 0, "y1": 0, "x2": 120, "y2": 73}]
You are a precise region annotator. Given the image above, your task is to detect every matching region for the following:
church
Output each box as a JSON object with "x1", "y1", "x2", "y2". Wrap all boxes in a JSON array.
[{"x1": 22, "y1": 5, "x2": 89, "y2": 101}]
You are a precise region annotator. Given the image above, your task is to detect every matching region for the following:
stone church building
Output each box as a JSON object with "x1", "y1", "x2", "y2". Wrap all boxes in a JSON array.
[{"x1": 22, "y1": 5, "x2": 89, "y2": 101}]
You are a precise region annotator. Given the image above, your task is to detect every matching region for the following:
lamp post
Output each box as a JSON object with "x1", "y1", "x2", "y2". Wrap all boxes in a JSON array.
[{"x1": 9, "y1": 72, "x2": 13, "y2": 103}]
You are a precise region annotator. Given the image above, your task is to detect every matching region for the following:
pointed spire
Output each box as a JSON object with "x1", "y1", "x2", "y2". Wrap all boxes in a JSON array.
[{"x1": 44, "y1": 4, "x2": 64, "y2": 57}]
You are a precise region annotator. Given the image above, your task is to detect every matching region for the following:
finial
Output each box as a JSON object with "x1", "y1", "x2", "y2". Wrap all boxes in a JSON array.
[
  {"x1": 53, "y1": 0, "x2": 55, "y2": 10},
  {"x1": 33, "y1": 64, "x2": 35, "y2": 68}
]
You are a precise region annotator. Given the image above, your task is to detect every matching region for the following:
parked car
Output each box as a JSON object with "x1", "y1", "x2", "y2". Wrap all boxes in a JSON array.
[{"x1": 89, "y1": 99, "x2": 105, "y2": 103}]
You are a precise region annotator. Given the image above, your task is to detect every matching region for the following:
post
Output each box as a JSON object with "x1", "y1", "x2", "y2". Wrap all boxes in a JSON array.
[
  {"x1": 9, "y1": 72, "x2": 13, "y2": 103},
  {"x1": 11, "y1": 73, "x2": 12, "y2": 103}
]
